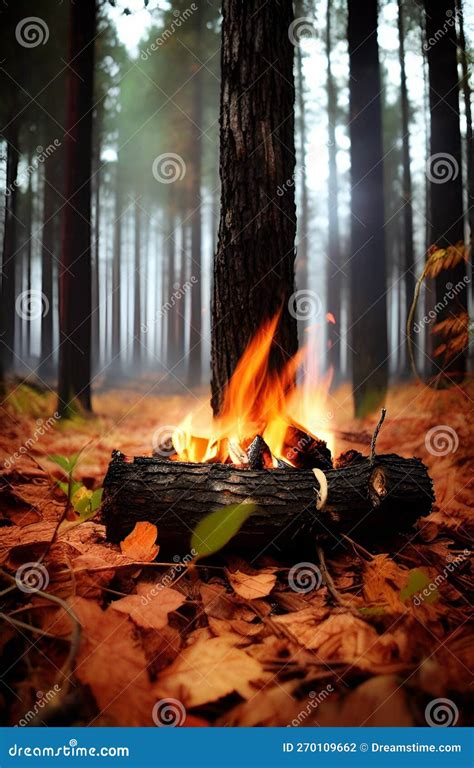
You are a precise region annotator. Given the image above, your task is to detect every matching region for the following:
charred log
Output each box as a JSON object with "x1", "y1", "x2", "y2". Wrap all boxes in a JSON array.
[{"x1": 102, "y1": 451, "x2": 434, "y2": 556}]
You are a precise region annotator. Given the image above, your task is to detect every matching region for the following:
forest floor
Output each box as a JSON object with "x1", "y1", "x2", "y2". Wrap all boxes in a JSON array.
[{"x1": 0, "y1": 377, "x2": 473, "y2": 727}]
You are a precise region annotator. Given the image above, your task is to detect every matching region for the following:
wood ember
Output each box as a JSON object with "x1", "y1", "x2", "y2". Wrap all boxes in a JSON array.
[
  {"x1": 282, "y1": 425, "x2": 332, "y2": 470},
  {"x1": 247, "y1": 435, "x2": 273, "y2": 469},
  {"x1": 334, "y1": 449, "x2": 365, "y2": 469}
]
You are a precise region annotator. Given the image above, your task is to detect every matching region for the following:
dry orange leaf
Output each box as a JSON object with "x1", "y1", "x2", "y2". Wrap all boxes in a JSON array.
[
  {"x1": 120, "y1": 521, "x2": 159, "y2": 561},
  {"x1": 111, "y1": 585, "x2": 185, "y2": 630},
  {"x1": 155, "y1": 636, "x2": 264, "y2": 707},
  {"x1": 226, "y1": 568, "x2": 277, "y2": 600}
]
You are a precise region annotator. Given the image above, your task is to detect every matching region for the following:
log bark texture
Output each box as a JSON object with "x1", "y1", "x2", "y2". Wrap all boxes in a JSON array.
[{"x1": 102, "y1": 452, "x2": 434, "y2": 556}]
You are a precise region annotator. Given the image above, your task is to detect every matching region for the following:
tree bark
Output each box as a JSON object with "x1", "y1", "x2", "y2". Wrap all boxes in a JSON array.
[
  {"x1": 39, "y1": 153, "x2": 56, "y2": 378},
  {"x1": 424, "y1": 0, "x2": 467, "y2": 383},
  {"x1": 326, "y1": 0, "x2": 342, "y2": 376},
  {"x1": 0, "y1": 126, "x2": 20, "y2": 381},
  {"x1": 57, "y1": 0, "x2": 96, "y2": 415},
  {"x1": 111, "y1": 163, "x2": 122, "y2": 372},
  {"x1": 397, "y1": 0, "x2": 415, "y2": 376},
  {"x1": 455, "y1": 0, "x2": 473, "y2": 300},
  {"x1": 102, "y1": 451, "x2": 434, "y2": 555},
  {"x1": 133, "y1": 195, "x2": 142, "y2": 367},
  {"x1": 187, "y1": 5, "x2": 204, "y2": 383},
  {"x1": 348, "y1": 0, "x2": 388, "y2": 417},
  {"x1": 210, "y1": 0, "x2": 298, "y2": 415}
]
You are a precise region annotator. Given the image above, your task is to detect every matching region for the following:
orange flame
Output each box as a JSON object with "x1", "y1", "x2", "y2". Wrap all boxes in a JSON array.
[{"x1": 172, "y1": 314, "x2": 333, "y2": 465}]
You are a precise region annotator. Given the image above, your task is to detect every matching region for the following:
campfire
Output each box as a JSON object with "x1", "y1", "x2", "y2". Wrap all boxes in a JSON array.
[
  {"x1": 102, "y1": 317, "x2": 435, "y2": 556},
  {"x1": 167, "y1": 314, "x2": 334, "y2": 470}
]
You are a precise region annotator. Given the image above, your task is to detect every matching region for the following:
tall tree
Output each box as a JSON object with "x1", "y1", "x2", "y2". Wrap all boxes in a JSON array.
[
  {"x1": 326, "y1": 0, "x2": 342, "y2": 375},
  {"x1": 456, "y1": 0, "x2": 473, "y2": 280},
  {"x1": 348, "y1": 0, "x2": 388, "y2": 417},
  {"x1": 211, "y1": 0, "x2": 298, "y2": 415},
  {"x1": 424, "y1": 0, "x2": 467, "y2": 383},
  {"x1": 0, "y1": 126, "x2": 20, "y2": 383},
  {"x1": 57, "y1": 0, "x2": 96, "y2": 414},
  {"x1": 397, "y1": 0, "x2": 415, "y2": 375}
]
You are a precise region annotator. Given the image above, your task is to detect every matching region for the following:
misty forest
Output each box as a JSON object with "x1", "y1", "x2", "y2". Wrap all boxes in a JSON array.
[{"x1": 0, "y1": 0, "x2": 473, "y2": 728}]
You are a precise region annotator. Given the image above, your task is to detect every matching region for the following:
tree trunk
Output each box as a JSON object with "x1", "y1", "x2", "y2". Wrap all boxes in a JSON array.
[
  {"x1": 295, "y1": 44, "x2": 308, "y2": 296},
  {"x1": 456, "y1": 0, "x2": 473, "y2": 300},
  {"x1": 57, "y1": 0, "x2": 96, "y2": 415},
  {"x1": 39, "y1": 153, "x2": 56, "y2": 378},
  {"x1": 0, "y1": 126, "x2": 20, "y2": 382},
  {"x1": 133, "y1": 195, "x2": 142, "y2": 367},
  {"x1": 24, "y1": 151, "x2": 34, "y2": 361},
  {"x1": 91, "y1": 149, "x2": 101, "y2": 374},
  {"x1": 187, "y1": 5, "x2": 204, "y2": 383},
  {"x1": 424, "y1": 0, "x2": 467, "y2": 383},
  {"x1": 348, "y1": 0, "x2": 388, "y2": 417},
  {"x1": 397, "y1": 0, "x2": 415, "y2": 377},
  {"x1": 326, "y1": 0, "x2": 342, "y2": 376},
  {"x1": 166, "y1": 200, "x2": 177, "y2": 370},
  {"x1": 111, "y1": 165, "x2": 122, "y2": 372},
  {"x1": 210, "y1": 0, "x2": 298, "y2": 415}
]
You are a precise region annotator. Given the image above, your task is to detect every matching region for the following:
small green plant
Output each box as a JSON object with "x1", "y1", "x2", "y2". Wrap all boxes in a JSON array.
[{"x1": 48, "y1": 451, "x2": 103, "y2": 526}]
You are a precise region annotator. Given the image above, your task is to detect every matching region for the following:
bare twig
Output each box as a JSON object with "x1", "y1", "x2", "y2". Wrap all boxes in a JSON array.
[{"x1": 370, "y1": 408, "x2": 386, "y2": 463}]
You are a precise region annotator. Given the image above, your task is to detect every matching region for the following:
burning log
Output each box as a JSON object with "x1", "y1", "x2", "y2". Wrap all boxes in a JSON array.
[
  {"x1": 247, "y1": 435, "x2": 273, "y2": 469},
  {"x1": 102, "y1": 450, "x2": 434, "y2": 556}
]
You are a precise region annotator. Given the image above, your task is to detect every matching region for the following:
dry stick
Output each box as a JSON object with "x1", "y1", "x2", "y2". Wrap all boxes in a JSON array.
[
  {"x1": 370, "y1": 408, "x2": 386, "y2": 463},
  {"x1": 315, "y1": 544, "x2": 353, "y2": 608}
]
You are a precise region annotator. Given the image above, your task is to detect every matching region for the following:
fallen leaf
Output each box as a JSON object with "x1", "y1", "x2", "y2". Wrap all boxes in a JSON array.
[
  {"x1": 226, "y1": 568, "x2": 277, "y2": 600},
  {"x1": 120, "y1": 521, "x2": 159, "y2": 561},
  {"x1": 111, "y1": 585, "x2": 185, "y2": 630},
  {"x1": 72, "y1": 598, "x2": 157, "y2": 726},
  {"x1": 155, "y1": 636, "x2": 264, "y2": 707}
]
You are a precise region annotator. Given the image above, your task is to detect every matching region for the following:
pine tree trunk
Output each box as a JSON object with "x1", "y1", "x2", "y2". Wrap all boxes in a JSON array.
[
  {"x1": 295, "y1": 44, "x2": 308, "y2": 295},
  {"x1": 456, "y1": 0, "x2": 473, "y2": 300},
  {"x1": 133, "y1": 195, "x2": 141, "y2": 367},
  {"x1": 424, "y1": 0, "x2": 467, "y2": 383},
  {"x1": 39, "y1": 153, "x2": 56, "y2": 377},
  {"x1": 111, "y1": 166, "x2": 122, "y2": 372},
  {"x1": 0, "y1": 125, "x2": 20, "y2": 381},
  {"x1": 187, "y1": 6, "x2": 204, "y2": 383},
  {"x1": 348, "y1": 0, "x2": 388, "y2": 417},
  {"x1": 166, "y1": 198, "x2": 177, "y2": 370},
  {"x1": 211, "y1": 0, "x2": 298, "y2": 415},
  {"x1": 397, "y1": 0, "x2": 415, "y2": 377},
  {"x1": 25, "y1": 152, "x2": 34, "y2": 361},
  {"x1": 326, "y1": 0, "x2": 342, "y2": 376},
  {"x1": 57, "y1": 0, "x2": 96, "y2": 415}
]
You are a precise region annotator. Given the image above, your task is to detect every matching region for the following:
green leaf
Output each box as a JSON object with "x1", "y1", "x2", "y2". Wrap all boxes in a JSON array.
[
  {"x1": 67, "y1": 453, "x2": 81, "y2": 472},
  {"x1": 191, "y1": 502, "x2": 257, "y2": 560},
  {"x1": 48, "y1": 454, "x2": 71, "y2": 473},
  {"x1": 400, "y1": 568, "x2": 439, "y2": 604},
  {"x1": 89, "y1": 488, "x2": 103, "y2": 512}
]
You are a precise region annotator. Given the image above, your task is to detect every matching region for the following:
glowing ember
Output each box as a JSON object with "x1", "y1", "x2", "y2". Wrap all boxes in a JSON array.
[{"x1": 172, "y1": 314, "x2": 333, "y2": 466}]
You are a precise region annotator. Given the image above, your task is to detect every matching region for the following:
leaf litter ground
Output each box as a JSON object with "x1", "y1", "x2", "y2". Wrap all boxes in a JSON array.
[{"x1": 0, "y1": 378, "x2": 472, "y2": 726}]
